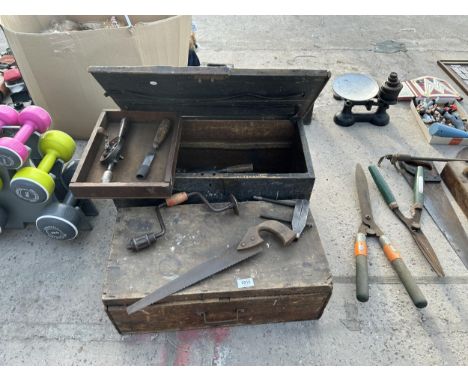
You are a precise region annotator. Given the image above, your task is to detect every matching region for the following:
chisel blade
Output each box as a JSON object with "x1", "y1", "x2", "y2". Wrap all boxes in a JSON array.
[{"x1": 127, "y1": 245, "x2": 263, "y2": 315}]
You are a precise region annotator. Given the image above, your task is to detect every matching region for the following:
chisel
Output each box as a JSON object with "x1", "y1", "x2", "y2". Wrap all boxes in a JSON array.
[{"x1": 136, "y1": 119, "x2": 171, "y2": 179}]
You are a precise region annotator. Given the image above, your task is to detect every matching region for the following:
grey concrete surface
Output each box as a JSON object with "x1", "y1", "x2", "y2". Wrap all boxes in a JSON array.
[{"x1": 1, "y1": 16, "x2": 468, "y2": 365}]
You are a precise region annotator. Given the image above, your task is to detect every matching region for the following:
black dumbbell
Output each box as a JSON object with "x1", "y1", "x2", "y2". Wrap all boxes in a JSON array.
[
  {"x1": 0, "y1": 176, "x2": 7, "y2": 234},
  {"x1": 0, "y1": 205, "x2": 7, "y2": 234},
  {"x1": 36, "y1": 190, "x2": 82, "y2": 240}
]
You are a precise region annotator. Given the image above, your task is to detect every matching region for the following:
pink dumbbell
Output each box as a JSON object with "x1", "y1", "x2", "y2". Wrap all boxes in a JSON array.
[
  {"x1": 0, "y1": 105, "x2": 19, "y2": 170},
  {"x1": 0, "y1": 106, "x2": 51, "y2": 169},
  {"x1": 0, "y1": 105, "x2": 19, "y2": 131}
]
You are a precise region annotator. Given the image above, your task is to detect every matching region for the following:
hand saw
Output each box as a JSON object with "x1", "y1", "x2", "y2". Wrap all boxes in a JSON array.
[{"x1": 127, "y1": 220, "x2": 296, "y2": 315}]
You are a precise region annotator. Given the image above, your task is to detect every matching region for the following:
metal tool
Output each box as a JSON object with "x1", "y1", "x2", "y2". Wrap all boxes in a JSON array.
[
  {"x1": 355, "y1": 164, "x2": 427, "y2": 308},
  {"x1": 127, "y1": 206, "x2": 166, "y2": 252},
  {"x1": 127, "y1": 193, "x2": 238, "y2": 252},
  {"x1": 379, "y1": 154, "x2": 468, "y2": 270},
  {"x1": 136, "y1": 119, "x2": 171, "y2": 180},
  {"x1": 291, "y1": 199, "x2": 309, "y2": 238},
  {"x1": 368, "y1": 165, "x2": 444, "y2": 277},
  {"x1": 333, "y1": 72, "x2": 403, "y2": 127},
  {"x1": 100, "y1": 117, "x2": 129, "y2": 183},
  {"x1": 180, "y1": 163, "x2": 254, "y2": 174},
  {"x1": 163, "y1": 192, "x2": 239, "y2": 215},
  {"x1": 253, "y1": 195, "x2": 310, "y2": 238},
  {"x1": 378, "y1": 153, "x2": 468, "y2": 168},
  {"x1": 260, "y1": 212, "x2": 313, "y2": 228},
  {"x1": 127, "y1": 220, "x2": 295, "y2": 315},
  {"x1": 253, "y1": 196, "x2": 296, "y2": 207},
  {"x1": 215, "y1": 163, "x2": 253, "y2": 173}
]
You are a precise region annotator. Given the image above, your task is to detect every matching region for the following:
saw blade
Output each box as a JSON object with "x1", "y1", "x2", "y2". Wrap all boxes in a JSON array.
[{"x1": 127, "y1": 245, "x2": 263, "y2": 315}]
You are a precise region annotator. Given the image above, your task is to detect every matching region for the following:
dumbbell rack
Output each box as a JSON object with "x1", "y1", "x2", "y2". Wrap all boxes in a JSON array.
[{"x1": 0, "y1": 126, "x2": 97, "y2": 234}]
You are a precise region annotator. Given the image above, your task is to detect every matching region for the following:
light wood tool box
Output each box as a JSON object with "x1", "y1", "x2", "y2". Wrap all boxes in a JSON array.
[
  {"x1": 441, "y1": 147, "x2": 468, "y2": 217},
  {"x1": 70, "y1": 66, "x2": 330, "y2": 201},
  {"x1": 104, "y1": 202, "x2": 332, "y2": 333}
]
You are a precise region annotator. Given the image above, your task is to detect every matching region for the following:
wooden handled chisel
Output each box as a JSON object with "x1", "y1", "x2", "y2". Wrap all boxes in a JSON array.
[{"x1": 136, "y1": 119, "x2": 171, "y2": 179}]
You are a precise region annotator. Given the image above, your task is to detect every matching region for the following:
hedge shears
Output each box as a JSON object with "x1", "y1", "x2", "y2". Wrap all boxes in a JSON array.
[
  {"x1": 355, "y1": 164, "x2": 427, "y2": 308},
  {"x1": 368, "y1": 164, "x2": 444, "y2": 277}
]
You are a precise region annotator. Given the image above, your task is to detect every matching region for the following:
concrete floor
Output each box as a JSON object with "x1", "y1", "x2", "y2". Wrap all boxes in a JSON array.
[{"x1": 1, "y1": 16, "x2": 468, "y2": 365}]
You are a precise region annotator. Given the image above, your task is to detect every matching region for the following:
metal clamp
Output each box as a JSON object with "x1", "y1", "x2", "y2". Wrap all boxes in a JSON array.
[{"x1": 197, "y1": 309, "x2": 245, "y2": 325}]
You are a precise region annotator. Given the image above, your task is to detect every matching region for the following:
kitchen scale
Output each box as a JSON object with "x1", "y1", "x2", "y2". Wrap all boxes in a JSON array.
[{"x1": 333, "y1": 72, "x2": 403, "y2": 127}]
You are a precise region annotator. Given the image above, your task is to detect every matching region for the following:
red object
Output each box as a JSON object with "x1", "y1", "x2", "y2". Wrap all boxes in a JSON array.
[
  {"x1": 0, "y1": 55, "x2": 16, "y2": 66},
  {"x1": 4, "y1": 68, "x2": 22, "y2": 82},
  {"x1": 449, "y1": 138, "x2": 463, "y2": 145}
]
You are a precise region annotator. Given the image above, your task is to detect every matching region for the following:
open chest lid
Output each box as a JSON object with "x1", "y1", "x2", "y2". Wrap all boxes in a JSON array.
[{"x1": 89, "y1": 66, "x2": 331, "y2": 120}]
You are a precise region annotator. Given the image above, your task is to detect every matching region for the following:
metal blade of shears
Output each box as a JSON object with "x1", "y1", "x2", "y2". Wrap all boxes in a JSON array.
[
  {"x1": 410, "y1": 229, "x2": 445, "y2": 277},
  {"x1": 355, "y1": 164, "x2": 375, "y2": 225}
]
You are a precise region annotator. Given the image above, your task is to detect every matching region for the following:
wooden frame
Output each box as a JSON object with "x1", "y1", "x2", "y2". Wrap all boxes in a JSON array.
[{"x1": 437, "y1": 60, "x2": 468, "y2": 96}]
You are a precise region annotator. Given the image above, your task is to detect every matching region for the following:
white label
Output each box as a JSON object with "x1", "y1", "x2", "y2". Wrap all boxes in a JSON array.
[{"x1": 236, "y1": 278, "x2": 255, "y2": 289}]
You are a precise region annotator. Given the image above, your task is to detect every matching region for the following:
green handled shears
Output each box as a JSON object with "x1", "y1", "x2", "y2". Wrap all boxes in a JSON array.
[{"x1": 368, "y1": 165, "x2": 444, "y2": 277}]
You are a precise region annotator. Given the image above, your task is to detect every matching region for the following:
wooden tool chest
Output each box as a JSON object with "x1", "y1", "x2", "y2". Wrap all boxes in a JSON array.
[
  {"x1": 71, "y1": 65, "x2": 332, "y2": 332},
  {"x1": 441, "y1": 147, "x2": 468, "y2": 217},
  {"x1": 70, "y1": 66, "x2": 330, "y2": 201},
  {"x1": 104, "y1": 202, "x2": 332, "y2": 333}
]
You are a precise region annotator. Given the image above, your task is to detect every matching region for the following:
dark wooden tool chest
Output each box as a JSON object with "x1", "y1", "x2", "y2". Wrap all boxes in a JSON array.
[
  {"x1": 104, "y1": 202, "x2": 332, "y2": 333},
  {"x1": 72, "y1": 66, "x2": 332, "y2": 332},
  {"x1": 70, "y1": 66, "x2": 330, "y2": 201}
]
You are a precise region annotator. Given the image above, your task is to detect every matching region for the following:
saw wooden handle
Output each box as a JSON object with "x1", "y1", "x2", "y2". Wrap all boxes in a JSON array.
[{"x1": 237, "y1": 220, "x2": 296, "y2": 251}]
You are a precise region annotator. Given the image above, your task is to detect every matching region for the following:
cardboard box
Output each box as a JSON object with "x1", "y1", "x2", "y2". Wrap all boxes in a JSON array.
[
  {"x1": 410, "y1": 99, "x2": 468, "y2": 146},
  {"x1": 0, "y1": 15, "x2": 192, "y2": 139}
]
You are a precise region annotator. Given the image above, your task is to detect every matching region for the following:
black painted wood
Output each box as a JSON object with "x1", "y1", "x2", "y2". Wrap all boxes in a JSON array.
[{"x1": 89, "y1": 66, "x2": 330, "y2": 120}]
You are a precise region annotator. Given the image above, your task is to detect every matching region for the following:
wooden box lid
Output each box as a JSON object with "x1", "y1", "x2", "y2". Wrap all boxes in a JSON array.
[{"x1": 89, "y1": 66, "x2": 331, "y2": 121}]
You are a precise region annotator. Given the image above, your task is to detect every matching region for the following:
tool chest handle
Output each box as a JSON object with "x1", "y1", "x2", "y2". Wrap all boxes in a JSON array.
[
  {"x1": 368, "y1": 165, "x2": 398, "y2": 208},
  {"x1": 198, "y1": 309, "x2": 245, "y2": 325},
  {"x1": 354, "y1": 232, "x2": 369, "y2": 302},
  {"x1": 391, "y1": 259, "x2": 428, "y2": 309}
]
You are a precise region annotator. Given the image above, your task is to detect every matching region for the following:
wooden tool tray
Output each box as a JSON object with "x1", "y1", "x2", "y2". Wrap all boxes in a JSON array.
[
  {"x1": 103, "y1": 201, "x2": 332, "y2": 333},
  {"x1": 71, "y1": 111, "x2": 181, "y2": 198},
  {"x1": 70, "y1": 66, "x2": 330, "y2": 200}
]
